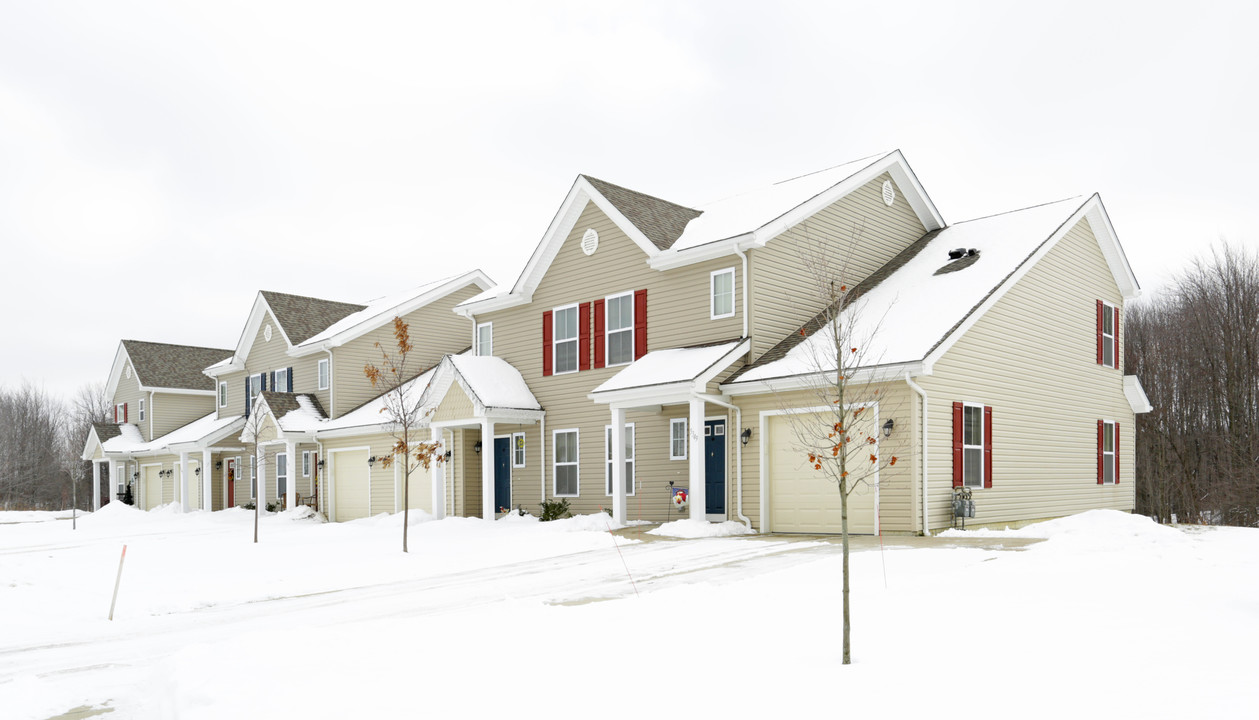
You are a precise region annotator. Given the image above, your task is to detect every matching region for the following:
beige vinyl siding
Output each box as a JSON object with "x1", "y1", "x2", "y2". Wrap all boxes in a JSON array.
[
  {"x1": 472, "y1": 202, "x2": 747, "y2": 518},
  {"x1": 732, "y1": 383, "x2": 917, "y2": 533},
  {"x1": 917, "y1": 217, "x2": 1134, "y2": 531},
  {"x1": 150, "y1": 391, "x2": 216, "y2": 438},
  {"x1": 330, "y1": 283, "x2": 484, "y2": 418},
  {"x1": 112, "y1": 360, "x2": 146, "y2": 439},
  {"x1": 217, "y1": 370, "x2": 247, "y2": 421},
  {"x1": 433, "y1": 383, "x2": 475, "y2": 423},
  {"x1": 748, "y1": 173, "x2": 928, "y2": 362}
]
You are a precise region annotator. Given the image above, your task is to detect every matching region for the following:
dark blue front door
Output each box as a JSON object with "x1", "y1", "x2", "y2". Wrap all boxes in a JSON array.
[
  {"x1": 705, "y1": 420, "x2": 726, "y2": 514},
  {"x1": 493, "y1": 437, "x2": 512, "y2": 513}
]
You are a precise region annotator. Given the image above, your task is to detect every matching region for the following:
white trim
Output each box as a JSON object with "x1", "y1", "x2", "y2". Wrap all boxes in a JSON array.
[
  {"x1": 274, "y1": 367, "x2": 290, "y2": 393},
  {"x1": 723, "y1": 361, "x2": 926, "y2": 396},
  {"x1": 302, "y1": 450, "x2": 311, "y2": 477},
  {"x1": 218, "y1": 381, "x2": 228, "y2": 408},
  {"x1": 317, "y1": 358, "x2": 330, "y2": 391},
  {"x1": 669, "y1": 418, "x2": 687, "y2": 460},
  {"x1": 476, "y1": 322, "x2": 493, "y2": 357},
  {"x1": 603, "y1": 291, "x2": 634, "y2": 367},
  {"x1": 512, "y1": 432, "x2": 526, "y2": 468},
  {"x1": 138, "y1": 398, "x2": 145, "y2": 423},
  {"x1": 493, "y1": 433, "x2": 514, "y2": 511},
  {"x1": 1124, "y1": 375, "x2": 1153, "y2": 414},
  {"x1": 325, "y1": 445, "x2": 371, "y2": 521},
  {"x1": 961, "y1": 402, "x2": 985, "y2": 489},
  {"x1": 1101, "y1": 419, "x2": 1117, "y2": 485},
  {"x1": 710, "y1": 267, "x2": 736, "y2": 320},
  {"x1": 552, "y1": 303, "x2": 580, "y2": 375},
  {"x1": 604, "y1": 422, "x2": 635, "y2": 496},
  {"x1": 1101, "y1": 300, "x2": 1117, "y2": 369},
  {"x1": 552, "y1": 428, "x2": 580, "y2": 498}
]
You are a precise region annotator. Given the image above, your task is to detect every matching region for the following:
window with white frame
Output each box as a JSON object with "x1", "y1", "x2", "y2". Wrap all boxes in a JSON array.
[
  {"x1": 1102, "y1": 420, "x2": 1116, "y2": 484},
  {"x1": 302, "y1": 450, "x2": 311, "y2": 477},
  {"x1": 249, "y1": 374, "x2": 262, "y2": 408},
  {"x1": 606, "y1": 292, "x2": 634, "y2": 366},
  {"x1": 670, "y1": 418, "x2": 687, "y2": 460},
  {"x1": 249, "y1": 456, "x2": 256, "y2": 499},
  {"x1": 138, "y1": 398, "x2": 145, "y2": 422},
  {"x1": 476, "y1": 322, "x2": 493, "y2": 357},
  {"x1": 554, "y1": 305, "x2": 579, "y2": 374},
  {"x1": 513, "y1": 432, "x2": 526, "y2": 468},
  {"x1": 318, "y1": 359, "x2": 329, "y2": 390},
  {"x1": 605, "y1": 424, "x2": 635, "y2": 495},
  {"x1": 219, "y1": 381, "x2": 228, "y2": 408},
  {"x1": 274, "y1": 368, "x2": 289, "y2": 393},
  {"x1": 553, "y1": 429, "x2": 579, "y2": 496},
  {"x1": 711, "y1": 267, "x2": 735, "y2": 319},
  {"x1": 1102, "y1": 302, "x2": 1116, "y2": 368},
  {"x1": 116, "y1": 403, "x2": 125, "y2": 424},
  {"x1": 276, "y1": 453, "x2": 287, "y2": 497},
  {"x1": 963, "y1": 404, "x2": 984, "y2": 488}
]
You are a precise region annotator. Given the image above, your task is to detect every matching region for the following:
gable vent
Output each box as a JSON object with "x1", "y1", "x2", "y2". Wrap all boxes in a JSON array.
[
  {"x1": 581, "y1": 228, "x2": 599, "y2": 256},
  {"x1": 882, "y1": 180, "x2": 895, "y2": 206}
]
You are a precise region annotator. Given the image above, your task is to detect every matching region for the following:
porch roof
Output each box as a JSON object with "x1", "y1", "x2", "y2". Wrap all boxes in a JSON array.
[{"x1": 589, "y1": 338, "x2": 748, "y2": 405}]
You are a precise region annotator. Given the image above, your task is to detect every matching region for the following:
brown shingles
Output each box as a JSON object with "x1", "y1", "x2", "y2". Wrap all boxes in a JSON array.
[
  {"x1": 91, "y1": 422, "x2": 122, "y2": 443},
  {"x1": 582, "y1": 176, "x2": 703, "y2": 251},
  {"x1": 259, "y1": 291, "x2": 367, "y2": 345},
  {"x1": 121, "y1": 340, "x2": 233, "y2": 392},
  {"x1": 260, "y1": 391, "x2": 327, "y2": 421}
]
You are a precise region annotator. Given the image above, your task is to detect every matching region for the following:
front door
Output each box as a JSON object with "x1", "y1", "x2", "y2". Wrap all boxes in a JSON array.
[
  {"x1": 226, "y1": 459, "x2": 236, "y2": 507},
  {"x1": 493, "y1": 436, "x2": 512, "y2": 514},
  {"x1": 705, "y1": 420, "x2": 726, "y2": 515}
]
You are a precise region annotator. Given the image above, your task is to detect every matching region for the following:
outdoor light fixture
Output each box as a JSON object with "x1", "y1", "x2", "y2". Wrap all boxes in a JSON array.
[
  {"x1": 317, "y1": 459, "x2": 325, "y2": 469},
  {"x1": 882, "y1": 419, "x2": 894, "y2": 437},
  {"x1": 740, "y1": 428, "x2": 752, "y2": 446},
  {"x1": 195, "y1": 467, "x2": 201, "y2": 477},
  {"x1": 215, "y1": 461, "x2": 223, "y2": 470},
  {"x1": 367, "y1": 456, "x2": 377, "y2": 468},
  {"x1": 444, "y1": 450, "x2": 452, "y2": 462},
  {"x1": 132, "y1": 471, "x2": 139, "y2": 481},
  {"x1": 474, "y1": 441, "x2": 483, "y2": 455}
]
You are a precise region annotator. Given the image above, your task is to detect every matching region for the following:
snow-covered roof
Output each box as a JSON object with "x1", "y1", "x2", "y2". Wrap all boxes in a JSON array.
[
  {"x1": 443, "y1": 355, "x2": 542, "y2": 412},
  {"x1": 94, "y1": 413, "x2": 246, "y2": 456},
  {"x1": 592, "y1": 340, "x2": 747, "y2": 395},
  {"x1": 101, "y1": 423, "x2": 147, "y2": 454},
  {"x1": 730, "y1": 196, "x2": 1096, "y2": 385},
  {"x1": 161, "y1": 412, "x2": 245, "y2": 447},
  {"x1": 318, "y1": 367, "x2": 438, "y2": 433}
]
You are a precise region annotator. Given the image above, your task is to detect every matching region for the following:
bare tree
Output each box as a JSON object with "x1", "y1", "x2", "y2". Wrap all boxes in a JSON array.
[
  {"x1": 238, "y1": 406, "x2": 271, "y2": 543},
  {"x1": 364, "y1": 317, "x2": 444, "y2": 553},
  {"x1": 0, "y1": 382, "x2": 68, "y2": 510},
  {"x1": 770, "y1": 230, "x2": 901, "y2": 665}
]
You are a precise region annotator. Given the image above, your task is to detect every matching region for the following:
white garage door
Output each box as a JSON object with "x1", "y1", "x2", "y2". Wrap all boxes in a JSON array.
[
  {"x1": 766, "y1": 412, "x2": 878, "y2": 534},
  {"x1": 333, "y1": 449, "x2": 370, "y2": 522},
  {"x1": 404, "y1": 461, "x2": 433, "y2": 513},
  {"x1": 143, "y1": 465, "x2": 163, "y2": 510},
  {"x1": 186, "y1": 461, "x2": 202, "y2": 510}
]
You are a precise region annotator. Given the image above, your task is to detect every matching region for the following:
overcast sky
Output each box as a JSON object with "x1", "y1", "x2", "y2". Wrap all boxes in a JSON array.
[{"x1": 3, "y1": 1, "x2": 1257, "y2": 402}]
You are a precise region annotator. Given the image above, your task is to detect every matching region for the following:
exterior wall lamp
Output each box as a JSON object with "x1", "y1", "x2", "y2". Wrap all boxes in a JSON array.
[
  {"x1": 882, "y1": 419, "x2": 894, "y2": 437},
  {"x1": 215, "y1": 461, "x2": 223, "y2": 470},
  {"x1": 473, "y1": 441, "x2": 483, "y2": 455},
  {"x1": 195, "y1": 467, "x2": 201, "y2": 477},
  {"x1": 367, "y1": 456, "x2": 377, "y2": 469},
  {"x1": 444, "y1": 450, "x2": 452, "y2": 462},
  {"x1": 740, "y1": 428, "x2": 752, "y2": 446},
  {"x1": 317, "y1": 459, "x2": 325, "y2": 469}
]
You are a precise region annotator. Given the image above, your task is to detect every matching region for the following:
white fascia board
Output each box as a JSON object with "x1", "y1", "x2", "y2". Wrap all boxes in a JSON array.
[
  {"x1": 589, "y1": 382, "x2": 695, "y2": 408},
  {"x1": 751, "y1": 150, "x2": 944, "y2": 248},
  {"x1": 166, "y1": 417, "x2": 246, "y2": 452},
  {"x1": 137, "y1": 385, "x2": 216, "y2": 396},
  {"x1": 694, "y1": 339, "x2": 751, "y2": 388},
  {"x1": 104, "y1": 343, "x2": 132, "y2": 402},
  {"x1": 455, "y1": 291, "x2": 531, "y2": 317},
  {"x1": 292, "y1": 270, "x2": 496, "y2": 356},
  {"x1": 721, "y1": 361, "x2": 925, "y2": 396},
  {"x1": 922, "y1": 197, "x2": 1093, "y2": 370},
  {"x1": 81, "y1": 428, "x2": 103, "y2": 461},
  {"x1": 1124, "y1": 375, "x2": 1154, "y2": 414},
  {"x1": 203, "y1": 358, "x2": 242, "y2": 378},
  {"x1": 648, "y1": 235, "x2": 753, "y2": 271},
  {"x1": 1084, "y1": 195, "x2": 1141, "y2": 300},
  {"x1": 315, "y1": 423, "x2": 390, "y2": 440}
]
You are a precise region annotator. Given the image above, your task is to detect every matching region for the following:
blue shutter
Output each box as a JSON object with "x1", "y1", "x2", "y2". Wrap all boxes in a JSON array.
[
  {"x1": 244, "y1": 378, "x2": 250, "y2": 418},
  {"x1": 287, "y1": 366, "x2": 293, "y2": 392}
]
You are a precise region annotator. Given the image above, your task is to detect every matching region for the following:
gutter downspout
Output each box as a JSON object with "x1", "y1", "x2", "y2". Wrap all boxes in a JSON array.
[
  {"x1": 735, "y1": 246, "x2": 749, "y2": 341},
  {"x1": 325, "y1": 350, "x2": 335, "y2": 417},
  {"x1": 695, "y1": 392, "x2": 751, "y2": 529},
  {"x1": 905, "y1": 374, "x2": 929, "y2": 536},
  {"x1": 540, "y1": 415, "x2": 546, "y2": 506}
]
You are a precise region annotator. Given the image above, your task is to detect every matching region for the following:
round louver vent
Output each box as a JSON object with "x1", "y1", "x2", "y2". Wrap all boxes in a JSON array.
[
  {"x1": 264, "y1": 324, "x2": 273, "y2": 342},
  {"x1": 125, "y1": 365, "x2": 131, "y2": 379},
  {"x1": 882, "y1": 180, "x2": 895, "y2": 206},
  {"x1": 581, "y1": 228, "x2": 599, "y2": 256}
]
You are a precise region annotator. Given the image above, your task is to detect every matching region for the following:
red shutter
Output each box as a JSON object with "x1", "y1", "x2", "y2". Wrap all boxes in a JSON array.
[
  {"x1": 124, "y1": 403, "x2": 128, "y2": 424},
  {"x1": 542, "y1": 311, "x2": 553, "y2": 377},
  {"x1": 113, "y1": 405, "x2": 117, "y2": 423},
  {"x1": 593, "y1": 299, "x2": 606, "y2": 369},
  {"x1": 1096, "y1": 300, "x2": 1104, "y2": 365},
  {"x1": 952, "y1": 402, "x2": 963, "y2": 488},
  {"x1": 579, "y1": 302, "x2": 591, "y2": 372},
  {"x1": 1113, "y1": 306, "x2": 1120, "y2": 370},
  {"x1": 1114, "y1": 423, "x2": 1120, "y2": 484},
  {"x1": 633, "y1": 289, "x2": 647, "y2": 360},
  {"x1": 983, "y1": 406, "x2": 993, "y2": 489},
  {"x1": 1097, "y1": 420, "x2": 1104, "y2": 484}
]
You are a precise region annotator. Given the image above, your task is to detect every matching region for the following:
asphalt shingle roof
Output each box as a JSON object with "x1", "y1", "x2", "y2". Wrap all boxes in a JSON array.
[
  {"x1": 259, "y1": 391, "x2": 327, "y2": 420},
  {"x1": 582, "y1": 176, "x2": 703, "y2": 251},
  {"x1": 259, "y1": 291, "x2": 367, "y2": 345},
  {"x1": 91, "y1": 422, "x2": 122, "y2": 443},
  {"x1": 121, "y1": 340, "x2": 233, "y2": 391}
]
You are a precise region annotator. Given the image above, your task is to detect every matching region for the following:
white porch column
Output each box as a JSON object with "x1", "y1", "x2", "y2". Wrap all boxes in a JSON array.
[
  {"x1": 202, "y1": 448, "x2": 213, "y2": 510},
  {"x1": 688, "y1": 397, "x2": 706, "y2": 521},
  {"x1": 92, "y1": 461, "x2": 102, "y2": 510},
  {"x1": 179, "y1": 452, "x2": 190, "y2": 511},
  {"x1": 285, "y1": 439, "x2": 297, "y2": 510},
  {"x1": 257, "y1": 446, "x2": 267, "y2": 509},
  {"x1": 481, "y1": 418, "x2": 495, "y2": 520},
  {"x1": 610, "y1": 406, "x2": 627, "y2": 524},
  {"x1": 431, "y1": 426, "x2": 446, "y2": 520}
]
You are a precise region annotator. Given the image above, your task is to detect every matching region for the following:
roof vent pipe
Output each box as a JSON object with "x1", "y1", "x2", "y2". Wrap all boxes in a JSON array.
[
  {"x1": 948, "y1": 248, "x2": 967, "y2": 260},
  {"x1": 968, "y1": 248, "x2": 979, "y2": 256}
]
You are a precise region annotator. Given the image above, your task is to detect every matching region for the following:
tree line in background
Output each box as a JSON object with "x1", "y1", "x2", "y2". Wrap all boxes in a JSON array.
[
  {"x1": 1127, "y1": 243, "x2": 1259, "y2": 528},
  {"x1": 0, "y1": 382, "x2": 107, "y2": 511}
]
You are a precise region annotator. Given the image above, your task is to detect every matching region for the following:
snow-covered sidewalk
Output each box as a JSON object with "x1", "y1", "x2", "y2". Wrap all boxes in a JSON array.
[{"x1": 1, "y1": 507, "x2": 1255, "y2": 719}]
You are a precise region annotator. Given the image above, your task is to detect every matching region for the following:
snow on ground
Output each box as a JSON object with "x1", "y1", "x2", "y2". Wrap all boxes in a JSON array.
[
  {"x1": 648, "y1": 517, "x2": 756, "y2": 538},
  {"x1": 0, "y1": 509, "x2": 90, "y2": 524},
  {"x1": 1, "y1": 508, "x2": 1257, "y2": 719}
]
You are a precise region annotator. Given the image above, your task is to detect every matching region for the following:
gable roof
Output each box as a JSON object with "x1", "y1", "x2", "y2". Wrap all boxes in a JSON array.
[
  {"x1": 725, "y1": 194, "x2": 1139, "y2": 389},
  {"x1": 458, "y1": 150, "x2": 944, "y2": 313},
  {"x1": 81, "y1": 422, "x2": 122, "y2": 460},
  {"x1": 253, "y1": 391, "x2": 328, "y2": 435},
  {"x1": 106, "y1": 340, "x2": 232, "y2": 399},
  {"x1": 258, "y1": 291, "x2": 367, "y2": 345},
  {"x1": 581, "y1": 176, "x2": 703, "y2": 251}
]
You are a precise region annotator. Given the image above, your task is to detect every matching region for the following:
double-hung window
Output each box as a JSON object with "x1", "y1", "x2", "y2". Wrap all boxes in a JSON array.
[
  {"x1": 605, "y1": 424, "x2": 635, "y2": 495},
  {"x1": 605, "y1": 292, "x2": 634, "y2": 366},
  {"x1": 553, "y1": 429, "x2": 579, "y2": 496},
  {"x1": 553, "y1": 305, "x2": 579, "y2": 374},
  {"x1": 302, "y1": 451, "x2": 311, "y2": 478},
  {"x1": 476, "y1": 323, "x2": 493, "y2": 357},
  {"x1": 711, "y1": 268, "x2": 735, "y2": 319},
  {"x1": 1099, "y1": 420, "x2": 1118, "y2": 484},
  {"x1": 249, "y1": 374, "x2": 262, "y2": 407},
  {"x1": 317, "y1": 359, "x2": 329, "y2": 390},
  {"x1": 953, "y1": 402, "x2": 992, "y2": 489},
  {"x1": 670, "y1": 418, "x2": 687, "y2": 460},
  {"x1": 513, "y1": 432, "x2": 526, "y2": 468},
  {"x1": 1098, "y1": 300, "x2": 1119, "y2": 368},
  {"x1": 249, "y1": 456, "x2": 257, "y2": 499},
  {"x1": 276, "y1": 453, "x2": 288, "y2": 498},
  {"x1": 219, "y1": 381, "x2": 228, "y2": 408},
  {"x1": 115, "y1": 403, "x2": 126, "y2": 424},
  {"x1": 138, "y1": 398, "x2": 145, "y2": 422},
  {"x1": 274, "y1": 368, "x2": 289, "y2": 393}
]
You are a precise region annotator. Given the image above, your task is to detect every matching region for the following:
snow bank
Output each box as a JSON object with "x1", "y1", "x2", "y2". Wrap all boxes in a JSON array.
[
  {"x1": 939, "y1": 509, "x2": 1185, "y2": 549},
  {"x1": 648, "y1": 518, "x2": 755, "y2": 538},
  {"x1": 0, "y1": 509, "x2": 90, "y2": 524}
]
